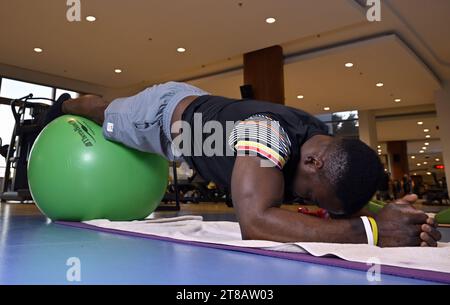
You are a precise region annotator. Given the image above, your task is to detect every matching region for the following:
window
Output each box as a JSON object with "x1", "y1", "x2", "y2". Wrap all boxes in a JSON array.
[
  {"x1": 0, "y1": 105, "x2": 15, "y2": 177},
  {"x1": 316, "y1": 111, "x2": 359, "y2": 139},
  {"x1": 56, "y1": 89, "x2": 80, "y2": 99},
  {"x1": 0, "y1": 78, "x2": 53, "y2": 102}
]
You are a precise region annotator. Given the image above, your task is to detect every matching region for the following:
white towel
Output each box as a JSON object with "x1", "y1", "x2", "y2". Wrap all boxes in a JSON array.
[{"x1": 85, "y1": 216, "x2": 450, "y2": 274}]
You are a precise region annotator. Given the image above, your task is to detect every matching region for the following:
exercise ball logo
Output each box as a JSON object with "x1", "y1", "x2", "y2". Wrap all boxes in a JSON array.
[{"x1": 67, "y1": 118, "x2": 96, "y2": 147}]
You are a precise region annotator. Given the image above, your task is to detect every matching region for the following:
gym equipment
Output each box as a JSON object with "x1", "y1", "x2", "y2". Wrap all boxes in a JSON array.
[
  {"x1": 296, "y1": 201, "x2": 385, "y2": 217},
  {"x1": 28, "y1": 115, "x2": 169, "y2": 221},
  {"x1": 159, "y1": 161, "x2": 181, "y2": 211},
  {"x1": 423, "y1": 172, "x2": 449, "y2": 206},
  {"x1": 1, "y1": 95, "x2": 50, "y2": 203},
  {"x1": 240, "y1": 84, "x2": 254, "y2": 99},
  {"x1": 162, "y1": 164, "x2": 231, "y2": 206},
  {"x1": 366, "y1": 200, "x2": 385, "y2": 214},
  {"x1": 436, "y1": 208, "x2": 450, "y2": 225},
  {"x1": 298, "y1": 207, "x2": 329, "y2": 218}
]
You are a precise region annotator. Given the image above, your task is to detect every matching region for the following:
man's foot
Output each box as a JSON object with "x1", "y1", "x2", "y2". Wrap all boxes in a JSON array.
[{"x1": 43, "y1": 93, "x2": 72, "y2": 126}]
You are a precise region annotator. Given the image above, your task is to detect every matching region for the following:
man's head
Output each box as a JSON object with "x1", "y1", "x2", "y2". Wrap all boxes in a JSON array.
[{"x1": 294, "y1": 135, "x2": 383, "y2": 217}]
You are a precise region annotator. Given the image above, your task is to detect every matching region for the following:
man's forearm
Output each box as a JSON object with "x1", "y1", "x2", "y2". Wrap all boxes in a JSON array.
[{"x1": 243, "y1": 207, "x2": 367, "y2": 244}]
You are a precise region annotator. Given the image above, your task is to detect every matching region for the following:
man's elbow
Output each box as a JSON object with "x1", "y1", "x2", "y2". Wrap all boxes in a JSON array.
[
  {"x1": 241, "y1": 228, "x2": 258, "y2": 241},
  {"x1": 239, "y1": 215, "x2": 264, "y2": 240}
]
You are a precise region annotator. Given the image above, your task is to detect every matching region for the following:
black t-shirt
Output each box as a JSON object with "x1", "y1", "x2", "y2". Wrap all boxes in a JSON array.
[{"x1": 180, "y1": 95, "x2": 329, "y2": 200}]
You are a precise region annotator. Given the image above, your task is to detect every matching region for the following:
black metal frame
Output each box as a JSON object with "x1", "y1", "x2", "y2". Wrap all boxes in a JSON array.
[
  {"x1": 157, "y1": 161, "x2": 181, "y2": 211},
  {"x1": 1, "y1": 95, "x2": 52, "y2": 203}
]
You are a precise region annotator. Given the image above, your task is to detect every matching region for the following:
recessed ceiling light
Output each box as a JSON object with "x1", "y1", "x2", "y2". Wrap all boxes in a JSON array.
[
  {"x1": 422, "y1": 147, "x2": 427, "y2": 150},
  {"x1": 265, "y1": 17, "x2": 276, "y2": 24},
  {"x1": 425, "y1": 135, "x2": 431, "y2": 138},
  {"x1": 424, "y1": 129, "x2": 430, "y2": 133},
  {"x1": 417, "y1": 121, "x2": 424, "y2": 125},
  {"x1": 436, "y1": 158, "x2": 440, "y2": 162},
  {"x1": 86, "y1": 16, "x2": 96, "y2": 22},
  {"x1": 413, "y1": 173, "x2": 417, "y2": 176},
  {"x1": 114, "y1": 69, "x2": 122, "y2": 74},
  {"x1": 417, "y1": 163, "x2": 421, "y2": 166},
  {"x1": 423, "y1": 162, "x2": 428, "y2": 165},
  {"x1": 34, "y1": 48, "x2": 43, "y2": 53},
  {"x1": 345, "y1": 62, "x2": 354, "y2": 68},
  {"x1": 420, "y1": 150, "x2": 425, "y2": 154},
  {"x1": 323, "y1": 107, "x2": 331, "y2": 111},
  {"x1": 394, "y1": 98, "x2": 402, "y2": 103},
  {"x1": 376, "y1": 82, "x2": 384, "y2": 87},
  {"x1": 177, "y1": 47, "x2": 186, "y2": 53},
  {"x1": 377, "y1": 145, "x2": 381, "y2": 149},
  {"x1": 411, "y1": 156, "x2": 416, "y2": 159},
  {"x1": 425, "y1": 142, "x2": 430, "y2": 146},
  {"x1": 427, "y1": 172, "x2": 432, "y2": 176},
  {"x1": 297, "y1": 95, "x2": 304, "y2": 100}
]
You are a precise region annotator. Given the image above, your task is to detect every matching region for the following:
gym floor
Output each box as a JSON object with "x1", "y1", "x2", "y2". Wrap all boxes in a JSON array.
[{"x1": 1, "y1": 202, "x2": 449, "y2": 285}]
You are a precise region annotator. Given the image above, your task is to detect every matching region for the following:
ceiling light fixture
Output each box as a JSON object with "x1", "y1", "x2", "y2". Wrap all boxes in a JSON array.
[
  {"x1": 86, "y1": 16, "x2": 96, "y2": 22},
  {"x1": 34, "y1": 48, "x2": 43, "y2": 53},
  {"x1": 426, "y1": 135, "x2": 431, "y2": 139},
  {"x1": 394, "y1": 98, "x2": 402, "y2": 103},
  {"x1": 265, "y1": 17, "x2": 276, "y2": 24},
  {"x1": 376, "y1": 82, "x2": 384, "y2": 87},
  {"x1": 417, "y1": 121, "x2": 424, "y2": 125},
  {"x1": 297, "y1": 95, "x2": 304, "y2": 100},
  {"x1": 345, "y1": 62, "x2": 354, "y2": 68},
  {"x1": 114, "y1": 69, "x2": 122, "y2": 74},
  {"x1": 323, "y1": 107, "x2": 331, "y2": 111},
  {"x1": 177, "y1": 47, "x2": 186, "y2": 53},
  {"x1": 424, "y1": 129, "x2": 430, "y2": 133}
]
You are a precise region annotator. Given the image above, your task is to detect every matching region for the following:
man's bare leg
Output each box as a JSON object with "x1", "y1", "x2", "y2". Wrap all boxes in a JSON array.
[{"x1": 62, "y1": 95, "x2": 110, "y2": 125}]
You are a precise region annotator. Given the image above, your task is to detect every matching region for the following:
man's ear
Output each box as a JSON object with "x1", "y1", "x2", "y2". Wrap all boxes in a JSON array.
[{"x1": 304, "y1": 156, "x2": 324, "y2": 171}]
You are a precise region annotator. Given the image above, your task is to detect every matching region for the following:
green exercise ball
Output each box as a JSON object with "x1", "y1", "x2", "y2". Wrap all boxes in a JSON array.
[
  {"x1": 28, "y1": 115, "x2": 169, "y2": 221},
  {"x1": 436, "y1": 208, "x2": 450, "y2": 225}
]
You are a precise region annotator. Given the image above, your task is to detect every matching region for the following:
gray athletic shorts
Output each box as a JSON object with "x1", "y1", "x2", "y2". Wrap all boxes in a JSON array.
[{"x1": 102, "y1": 81, "x2": 209, "y2": 161}]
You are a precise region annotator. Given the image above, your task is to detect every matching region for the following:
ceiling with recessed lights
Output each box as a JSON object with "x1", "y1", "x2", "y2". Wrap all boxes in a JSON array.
[
  {"x1": 376, "y1": 115, "x2": 440, "y2": 142},
  {"x1": 0, "y1": 0, "x2": 449, "y2": 149},
  {"x1": 0, "y1": 0, "x2": 364, "y2": 89},
  {"x1": 1, "y1": 0, "x2": 449, "y2": 103},
  {"x1": 193, "y1": 34, "x2": 441, "y2": 114}
]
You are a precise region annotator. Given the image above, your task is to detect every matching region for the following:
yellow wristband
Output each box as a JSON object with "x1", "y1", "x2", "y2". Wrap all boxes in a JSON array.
[{"x1": 368, "y1": 217, "x2": 378, "y2": 246}]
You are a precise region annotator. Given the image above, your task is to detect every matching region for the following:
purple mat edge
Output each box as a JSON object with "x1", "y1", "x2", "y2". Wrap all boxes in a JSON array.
[{"x1": 56, "y1": 221, "x2": 450, "y2": 284}]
